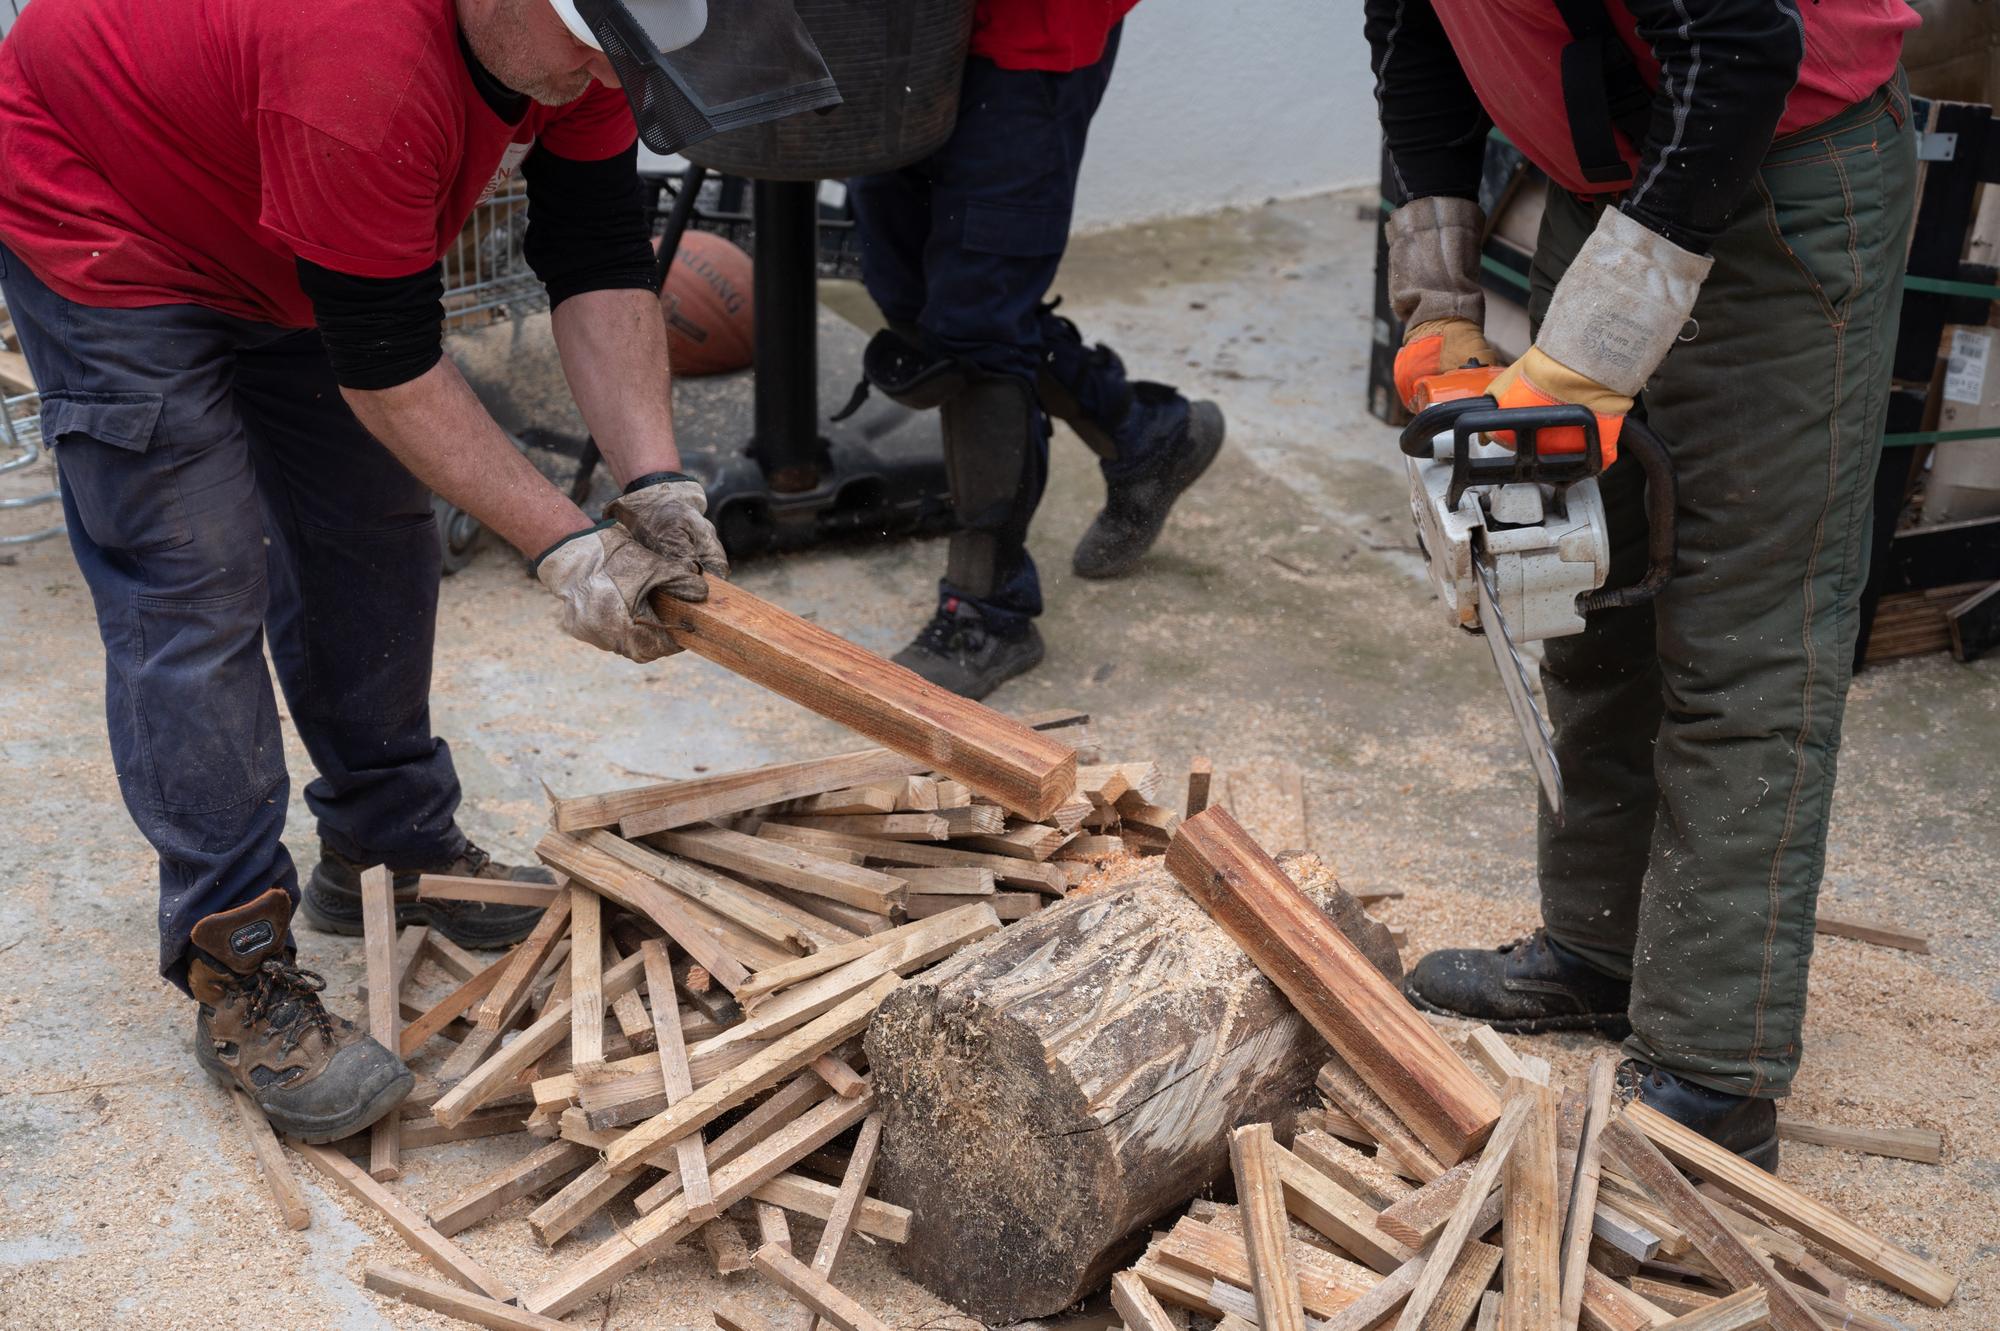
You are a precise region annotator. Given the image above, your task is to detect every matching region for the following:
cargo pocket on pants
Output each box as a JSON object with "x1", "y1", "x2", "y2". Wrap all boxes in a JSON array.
[{"x1": 39, "y1": 390, "x2": 189, "y2": 552}]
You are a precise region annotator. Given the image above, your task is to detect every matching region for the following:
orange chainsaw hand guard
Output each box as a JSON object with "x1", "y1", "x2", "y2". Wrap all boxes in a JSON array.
[
  {"x1": 1394, "y1": 317, "x2": 1503, "y2": 410},
  {"x1": 1411, "y1": 364, "x2": 1504, "y2": 411},
  {"x1": 1486, "y1": 348, "x2": 1625, "y2": 465}
]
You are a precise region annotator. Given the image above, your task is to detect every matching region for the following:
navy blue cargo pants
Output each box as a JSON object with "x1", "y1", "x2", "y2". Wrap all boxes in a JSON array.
[
  {"x1": 849, "y1": 24, "x2": 1180, "y2": 632},
  {"x1": 0, "y1": 242, "x2": 467, "y2": 991}
]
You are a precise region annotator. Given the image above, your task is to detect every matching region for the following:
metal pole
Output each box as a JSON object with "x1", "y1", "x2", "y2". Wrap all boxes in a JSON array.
[{"x1": 750, "y1": 178, "x2": 823, "y2": 492}]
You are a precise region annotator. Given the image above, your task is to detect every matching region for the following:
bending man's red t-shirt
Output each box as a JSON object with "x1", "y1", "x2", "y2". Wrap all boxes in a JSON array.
[{"x1": 0, "y1": 0, "x2": 635, "y2": 328}]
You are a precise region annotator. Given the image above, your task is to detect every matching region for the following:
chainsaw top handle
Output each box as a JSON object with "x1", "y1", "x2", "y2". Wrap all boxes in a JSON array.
[{"x1": 1399, "y1": 395, "x2": 1678, "y2": 615}]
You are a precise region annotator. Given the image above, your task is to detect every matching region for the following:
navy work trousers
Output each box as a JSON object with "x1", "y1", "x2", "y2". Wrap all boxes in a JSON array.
[
  {"x1": 0, "y1": 243, "x2": 465, "y2": 991},
  {"x1": 849, "y1": 29, "x2": 1127, "y2": 629}
]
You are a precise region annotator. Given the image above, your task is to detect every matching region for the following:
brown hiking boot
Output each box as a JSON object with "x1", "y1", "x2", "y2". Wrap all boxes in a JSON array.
[
  {"x1": 300, "y1": 839, "x2": 552, "y2": 949},
  {"x1": 189, "y1": 888, "x2": 412, "y2": 1142}
]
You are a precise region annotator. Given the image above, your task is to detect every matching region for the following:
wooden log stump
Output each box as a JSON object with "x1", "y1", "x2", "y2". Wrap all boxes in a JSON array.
[{"x1": 865, "y1": 856, "x2": 1398, "y2": 1322}]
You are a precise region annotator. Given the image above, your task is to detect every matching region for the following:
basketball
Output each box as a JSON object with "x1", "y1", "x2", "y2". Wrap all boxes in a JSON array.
[{"x1": 661, "y1": 230, "x2": 754, "y2": 376}]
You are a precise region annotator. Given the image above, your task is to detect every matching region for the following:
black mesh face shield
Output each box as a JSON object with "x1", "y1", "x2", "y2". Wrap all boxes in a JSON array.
[{"x1": 576, "y1": 0, "x2": 840, "y2": 155}]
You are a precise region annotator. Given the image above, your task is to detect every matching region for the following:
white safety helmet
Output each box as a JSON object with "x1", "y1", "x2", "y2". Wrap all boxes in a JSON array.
[
  {"x1": 547, "y1": 0, "x2": 839, "y2": 155},
  {"x1": 548, "y1": 0, "x2": 707, "y2": 54}
]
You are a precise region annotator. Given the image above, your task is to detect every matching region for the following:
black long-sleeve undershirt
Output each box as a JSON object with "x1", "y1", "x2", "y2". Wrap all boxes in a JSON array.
[{"x1": 1365, "y1": 0, "x2": 1808, "y2": 255}]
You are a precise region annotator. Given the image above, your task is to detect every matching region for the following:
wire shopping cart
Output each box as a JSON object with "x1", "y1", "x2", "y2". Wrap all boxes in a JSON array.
[{"x1": 0, "y1": 293, "x2": 62, "y2": 553}]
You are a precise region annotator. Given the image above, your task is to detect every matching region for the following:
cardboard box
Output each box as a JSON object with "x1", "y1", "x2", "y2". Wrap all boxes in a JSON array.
[{"x1": 1931, "y1": 323, "x2": 2000, "y2": 523}]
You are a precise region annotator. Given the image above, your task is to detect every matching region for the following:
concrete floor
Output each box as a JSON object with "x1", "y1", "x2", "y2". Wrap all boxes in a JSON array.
[{"x1": 1, "y1": 188, "x2": 1995, "y2": 1328}]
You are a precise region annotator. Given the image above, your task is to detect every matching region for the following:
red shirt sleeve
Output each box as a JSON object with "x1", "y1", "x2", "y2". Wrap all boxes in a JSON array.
[
  {"x1": 536, "y1": 82, "x2": 638, "y2": 163},
  {"x1": 256, "y1": 105, "x2": 448, "y2": 279}
]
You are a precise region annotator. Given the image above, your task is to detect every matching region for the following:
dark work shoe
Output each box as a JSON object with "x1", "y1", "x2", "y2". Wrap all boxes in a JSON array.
[
  {"x1": 1073, "y1": 389, "x2": 1225, "y2": 580},
  {"x1": 300, "y1": 841, "x2": 553, "y2": 950},
  {"x1": 189, "y1": 888, "x2": 412, "y2": 1143},
  {"x1": 1403, "y1": 928, "x2": 1633, "y2": 1037},
  {"x1": 1617, "y1": 1059, "x2": 1781, "y2": 1173},
  {"x1": 892, "y1": 599, "x2": 1045, "y2": 701}
]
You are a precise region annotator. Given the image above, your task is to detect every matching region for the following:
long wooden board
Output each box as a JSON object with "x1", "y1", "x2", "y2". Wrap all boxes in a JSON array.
[
  {"x1": 363, "y1": 1264, "x2": 573, "y2": 1331},
  {"x1": 361, "y1": 869, "x2": 401, "y2": 1182},
  {"x1": 1168, "y1": 808, "x2": 1500, "y2": 1165},
  {"x1": 1625, "y1": 1101, "x2": 1957, "y2": 1308},
  {"x1": 649, "y1": 578, "x2": 1076, "y2": 820},
  {"x1": 293, "y1": 1142, "x2": 512, "y2": 1301},
  {"x1": 536, "y1": 831, "x2": 752, "y2": 995}
]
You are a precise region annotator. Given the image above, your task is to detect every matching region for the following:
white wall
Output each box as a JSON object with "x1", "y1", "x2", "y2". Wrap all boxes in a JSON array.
[{"x1": 1073, "y1": 0, "x2": 1379, "y2": 230}]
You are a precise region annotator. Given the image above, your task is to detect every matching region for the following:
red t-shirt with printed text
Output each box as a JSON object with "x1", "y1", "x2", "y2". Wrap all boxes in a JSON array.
[{"x1": 0, "y1": 0, "x2": 635, "y2": 328}]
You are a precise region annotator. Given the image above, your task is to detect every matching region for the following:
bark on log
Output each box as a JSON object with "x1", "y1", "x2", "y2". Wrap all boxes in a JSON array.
[{"x1": 865, "y1": 855, "x2": 1399, "y2": 1322}]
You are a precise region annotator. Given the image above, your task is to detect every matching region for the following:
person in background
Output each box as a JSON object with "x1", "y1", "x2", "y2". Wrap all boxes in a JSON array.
[{"x1": 845, "y1": 0, "x2": 1225, "y2": 700}]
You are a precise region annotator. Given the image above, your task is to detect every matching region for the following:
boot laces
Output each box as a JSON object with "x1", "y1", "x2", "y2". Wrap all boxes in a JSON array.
[
  {"x1": 241, "y1": 959, "x2": 335, "y2": 1055},
  {"x1": 456, "y1": 842, "x2": 494, "y2": 877}
]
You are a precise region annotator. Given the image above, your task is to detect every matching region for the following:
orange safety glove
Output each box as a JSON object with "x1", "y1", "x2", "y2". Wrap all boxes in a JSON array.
[
  {"x1": 1394, "y1": 316, "x2": 1504, "y2": 410},
  {"x1": 1486, "y1": 206, "x2": 1714, "y2": 466},
  {"x1": 1485, "y1": 346, "x2": 1630, "y2": 462}
]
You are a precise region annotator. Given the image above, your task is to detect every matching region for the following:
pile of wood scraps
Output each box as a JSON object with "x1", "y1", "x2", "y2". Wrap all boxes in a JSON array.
[
  {"x1": 221, "y1": 709, "x2": 1249, "y2": 1327},
  {"x1": 1096, "y1": 807, "x2": 1961, "y2": 1331}
]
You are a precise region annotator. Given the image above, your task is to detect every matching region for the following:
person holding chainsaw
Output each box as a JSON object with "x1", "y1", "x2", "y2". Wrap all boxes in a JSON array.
[
  {"x1": 843, "y1": 2, "x2": 1227, "y2": 700},
  {"x1": 0, "y1": 0, "x2": 830, "y2": 1142},
  {"x1": 1372, "y1": 0, "x2": 1918, "y2": 1167}
]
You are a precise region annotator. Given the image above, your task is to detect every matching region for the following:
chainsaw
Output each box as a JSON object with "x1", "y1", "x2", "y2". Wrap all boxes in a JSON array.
[{"x1": 1398, "y1": 367, "x2": 1677, "y2": 820}]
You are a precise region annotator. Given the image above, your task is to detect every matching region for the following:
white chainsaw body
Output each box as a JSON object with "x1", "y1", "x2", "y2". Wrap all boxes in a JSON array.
[{"x1": 1405, "y1": 431, "x2": 1610, "y2": 644}]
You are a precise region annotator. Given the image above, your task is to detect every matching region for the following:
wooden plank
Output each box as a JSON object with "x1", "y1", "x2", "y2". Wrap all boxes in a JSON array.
[
  {"x1": 1504, "y1": 1080, "x2": 1561, "y2": 1331},
  {"x1": 777, "y1": 785, "x2": 901, "y2": 817},
  {"x1": 631, "y1": 1073, "x2": 831, "y2": 1215},
  {"x1": 1811, "y1": 915, "x2": 1929, "y2": 955},
  {"x1": 428, "y1": 1139, "x2": 591, "y2": 1237},
  {"x1": 1600, "y1": 1113, "x2": 1840, "y2": 1331},
  {"x1": 1271, "y1": 1140, "x2": 1414, "y2": 1274},
  {"x1": 474, "y1": 901, "x2": 574, "y2": 1030},
  {"x1": 1169, "y1": 809, "x2": 1499, "y2": 1165},
  {"x1": 777, "y1": 813, "x2": 953, "y2": 841},
  {"x1": 753, "y1": 1242, "x2": 893, "y2": 1331},
  {"x1": 895, "y1": 865, "x2": 996, "y2": 894},
  {"x1": 1651, "y1": 1290, "x2": 1768, "y2": 1331},
  {"x1": 1560, "y1": 1058, "x2": 1617, "y2": 1331},
  {"x1": 812, "y1": 1053, "x2": 870, "y2": 1099},
  {"x1": 649, "y1": 578, "x2": 1077, "y2": 819},
  {"x1": 651, "y1": 825, "x2": 909, "y2": 915},
  {"x1": 754, "y1": 822, "x2": 1069, "y2": 892},
  {"x1": 1292, "y1": 1128, "x2": 1411, "y2": 1212},
  {"x1": 795, "y1": 1113, "x2": 885, "y2": 1331},
  {"x1": 1774, "y1": 1118, "x2": 1942, "y2": 1165},
  {"x1": 643, "y1": 938, "x2": 717, "y2": 1221},
  {"x1": 1317, "y1": 1057, "x2": 1447, "y2": 1182},
  {"x1": 1625, "y1": 1100, "x2": 1958, "y2": 1307},
  {"x1": 704, "y1": 1217, "x2": 758, "y2": 1275},
  {"x1": 528, "y1": 1093, "x2": 876, "y2": 1317},
  {"x1": 1151, "y1": 1218, "x2": 1373, "y2": 1319},
  {"x1": 1187, "y1": 757, "x2": 1214, "y2": 818},
  {"x1": 580, "y1": 828, "x2": 819, "y2": 950},
  {"x1": 416, "y1": 875, "x2": 561, "y2": 909},
  {"x1": 1115, "y1": 1269, "x2": 1186, "y2": 1331},
  {"x1": 1426, "y1": 1241, "x2": 1505, "y2": 1331},
  {"x1": 431, "y1": 951, "x2": 647, "y2": 1127},
  {"x1": 537, "y1": 831, "x2": 753, "y2": 994},
  {"x1": 363, "y1": 1264, "x2": 573, "y2": 1331},
  {"x1": 958, "y1": 821, "x2": 1070, "y2": 861},
  {"x1": 227, "y1": 1088, "x2": 310, "y2": 1230},
  {"x1": 1232, "y1": 1124, "x2": 1309, "y2": 1331},
  {"x1": 361, "y1": 868, "x2": 402, "y2": 1182},
  {"x1": 1377, "y1": 1156, "x2": 1478, "y2": 1247},
  {"x1": 1580, "y1": 1269, "x2": 1673, "y2": 1331},
  {"x1": 737, "y1": 908, "x2": 1002, "y2": 1006},
  {"x1": 750, "y1": 1170, "x2": 910, "y2": 1244},
  {"x1": 758, "y1": 1200, "x2": 794, "y2": 1252},
  {"x1": 569, "y1": 887, "x2": 606, "y2": 1080},
  {"x1": 908, "y1": 889, "x2": 1039, "y2": 921},
  {"x1": 567, "y1": 749, "x2": 924, "y2": 835},
  {"x1": 1947, "y1": 578, "x2": 2000, "y2": 661},
  {"x1": 293, "y1": 1141, "x2": 512, "y2": 1301},
  {"x1": 606, "y1": 975, "x2": 898, "y2": 1171},
  {"x1": 1393, "y1": 1088, "x2": 1532, "y2": 1331},
  {"x1": 766, "y1": 884, "x2": 898, "y2": 936}
]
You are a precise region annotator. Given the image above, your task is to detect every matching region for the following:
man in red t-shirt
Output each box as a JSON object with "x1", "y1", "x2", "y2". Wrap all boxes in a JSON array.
[
  {"x1": 0, "y1": 0, "x2": 810, "y2": 1141},
  {"x1": 1371, "y1": 0, "x2": 1916, "y2": 1164},
  {"x1": 843, "y1": 0, "x2": 1225, "y2": 700}
]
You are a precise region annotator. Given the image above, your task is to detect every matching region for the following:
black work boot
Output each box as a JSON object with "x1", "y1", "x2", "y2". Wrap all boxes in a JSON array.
[
  {"x1": 1618, "y1": 1059, "x2": 1781, "y2": 1172},
  {"x1": 1072, "y1": 387, "x2": 1225, "y2": 579},
  {"x1": 892, "y1": 597, "x2": 1045, "y2": 701},
  {"x1": 1403, "y1": 928, "x2": 1633, "y2": 1037},
  {"x1": 189, "y1": 888, "x2": 412, "y2": 1142},
  {"x1": 301, "y1": 840, "x2": 553, "y2": 950}
]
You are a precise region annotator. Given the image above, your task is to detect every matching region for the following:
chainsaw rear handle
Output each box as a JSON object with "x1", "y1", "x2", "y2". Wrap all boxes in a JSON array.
[
  {"x1": 1576, "y1": 416, "x2": 1676, "y2": 614},
  {"x1": 1398, "y1": 395, "x2": 1678, "y2": 614}
]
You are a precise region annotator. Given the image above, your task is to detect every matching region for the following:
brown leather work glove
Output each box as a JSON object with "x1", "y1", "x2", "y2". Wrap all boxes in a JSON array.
[
  {"x1": 604, "y1": 472, "x2": 729, "y2": 596},
  {"x1": 533, "y1": 522, "x2": 686, "y2": 663}
]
